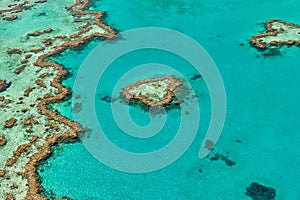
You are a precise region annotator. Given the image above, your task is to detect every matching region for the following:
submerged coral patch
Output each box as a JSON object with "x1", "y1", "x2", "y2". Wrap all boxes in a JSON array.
[
  {"x1": 209, "y1": 153, "x2": 236, "y2": 167},
  {"x1": 245, "y1": 182, "x2": 276, "y2": 200}
]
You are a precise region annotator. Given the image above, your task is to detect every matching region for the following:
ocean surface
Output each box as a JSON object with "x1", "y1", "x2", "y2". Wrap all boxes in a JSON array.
[{"x1": 38, "y1": 0, "x2": 300, "y2": 199}]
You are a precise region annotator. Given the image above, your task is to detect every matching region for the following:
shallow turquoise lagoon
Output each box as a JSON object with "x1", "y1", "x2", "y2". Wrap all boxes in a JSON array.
[{"x1": 38, "y1": 0, "x2": 300, "y2": 199}]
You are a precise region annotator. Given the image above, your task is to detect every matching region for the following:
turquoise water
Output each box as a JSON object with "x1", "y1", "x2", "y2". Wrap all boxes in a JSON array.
[{"x1": 38, "y1": 0, "x2": 300, "y2": 199}]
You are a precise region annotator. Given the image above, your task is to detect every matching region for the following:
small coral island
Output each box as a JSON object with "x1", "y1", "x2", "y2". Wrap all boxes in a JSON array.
[
  {"x1": 122, "y1": 76, "x2": 182, "y2": 107},
  {"x1": 250, "y1": 19, "x2": 300, "y2": 49}
]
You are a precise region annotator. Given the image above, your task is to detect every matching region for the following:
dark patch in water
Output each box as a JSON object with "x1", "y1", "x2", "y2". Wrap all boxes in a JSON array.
[
  {"x1": 99, "y1": 94, "x2": 118, "y2": 103},
  {"x1": 190, "y1": 74, "x2": 202, "y2": 80},
  {"x1": 262, "y1": 48, "x2": 282, "y2": 58},
  {"x1": 210, "y1": 153, "x2": 236, "y2": 167},
  {"x1": 78, "y1": 126, "x2": 93, "y2": 138},
  {"x1": 37, "y1": 12, "x2": 47, "y2": 16},
  {"x1": 235, "y1": 139, "x2": 242, "y2": 143},
  {"x1": 100, "y1": 95, "x2": 112, "y2": 103},
  {"x1": 72, "y1": 102, "x2": 82, "y2": 113},
  {"x1": 245, "y1": 182, "x2": 276, "y2": 200},
  {"x1": 125, "y1": 97, "x2": 181, "y2": 114},
  {"x1": 105, "y1": 34, "x2": 125, "y2": 44}
]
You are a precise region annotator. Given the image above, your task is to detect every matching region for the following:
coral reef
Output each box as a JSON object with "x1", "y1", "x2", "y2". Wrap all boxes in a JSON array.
[
  {"x1": 122, "y1": 76, "x2": 182, "y2": 107},
  {"x1": 250, "y1": 19, "x2": 300, "y2": 49},
  {"x1": 0, "y1": 134, "x2": 7, "y2": 146},
  {"x1": 0, "y1": 0, "x2": 115, "y2": 199},
  {"x1": 0, "y1": 1, "x2": 46, "y2": 21}
]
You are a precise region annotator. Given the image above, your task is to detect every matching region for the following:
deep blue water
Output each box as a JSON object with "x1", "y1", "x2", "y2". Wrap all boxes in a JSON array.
[{"x1": 38, "y1": 0, "x2": 300, "y2": 199}]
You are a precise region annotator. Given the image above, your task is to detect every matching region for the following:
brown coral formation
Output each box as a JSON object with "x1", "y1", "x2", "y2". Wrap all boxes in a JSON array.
[
  {"x1": 5, "y1": 193, "x2": 14, "y2": 200},
  {"x1": 35, "y1": 79, "x2": 46, "y2": 88},
  {"x1": 3, "y1": 15, "x2": 18, "y2": 21},
  {"x1": 0, "y1": 2, "x2": 27, "y2": 15},
  {"x1": 35, "y1": 0, "x2": 47, "y2": 3},
  {"x1": 7, "y1": 48, "x2": 21, "y2": 54},
  {"x1": 1, "y1": 1, "x2": 48, "y2": 23},
  {"x1": 24, "y1": 87, "x2": 34, "y2": 97},
  {"x1": 122, "y1": 76, "x2": 182, "y2": 107},
  {"x1": 42, "y1": 38, "x2": 52, "y2": 46},
  {"x1": 28, "y1": 28, "x2": 53, "y2": 37},
  {"x1": 0, "y1": 134, "x2": 7, "y2": 146},
  {"x1": 0, "y1": 169, "x2": 5, "y2": 177},
  {"x1": 9, "y1": 183, "x2": 18, "y2": 189},
  {"x1": 5, "y1": 157, "x2": 18, "y2": 167},
  {"x1": 55, "y1": 35, "x2": 67, "y2": 39},
  {"x1": 14, "y1": 65, "x2": 26, "y2": 74},
  {"x1": 6, "y1": 136, "x2": 39, "y2": 167},
  {"x1": 21, "y1": 59, "x2": 28, "y2": 64},
  {"x1": 43, "y1": 28, "x2": 53, "y2": 33},
  {"x1": 4, "y1": 118, "x2": 17, "y2": 128},
  {"x1": 25, "y1": 54, "x2": 32, "y2": 59},
  {"x1": 39, "y1": 73, "x2": 50, "y2": 78},
  {"x1": 21, "y1": 108, "x2": 28, "y2": 113},
  {"x1": 250, "y1": 19, "x2": 300, "y2": 49},
  {"x1": 25, "y1": 133, "x2": 78, "y2": 199},
  {"x1": 23, "y1": 117, "x2": 32, "y2": 126},
  {"x1": 30, "y1": 47, "x2": 45, "y2": 53},
  {"x1": 28, "y1": 31, "x2": 41, "y2": 36}
]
